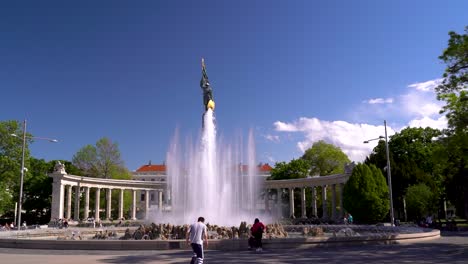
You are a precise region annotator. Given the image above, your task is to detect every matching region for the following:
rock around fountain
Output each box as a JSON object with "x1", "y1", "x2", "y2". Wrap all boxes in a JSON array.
[{"x1": 0, "y1": 59, "x2": 440, "y2": 250}]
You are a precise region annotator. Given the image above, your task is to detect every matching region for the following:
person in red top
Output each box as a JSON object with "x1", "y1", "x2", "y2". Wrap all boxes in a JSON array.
[{"x1": 248, "y1": 218, "x2": 266, "y2": 252}]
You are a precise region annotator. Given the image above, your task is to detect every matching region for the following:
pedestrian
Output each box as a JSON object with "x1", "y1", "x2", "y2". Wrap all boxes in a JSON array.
[
  {"x1": 347, "y1": 213, "x2": 353, "y2": 224},
  {"x1": 186, "y1": 216, "x2": 208, "y2": 264},
  {"x1": 249, "y1": 218, "x2": 266, "y2": 252}
]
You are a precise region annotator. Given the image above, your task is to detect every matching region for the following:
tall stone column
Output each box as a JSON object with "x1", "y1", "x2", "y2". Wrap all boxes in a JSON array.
[
  {"x1": 331, "y1": 184, "x2": 337, "y2": 220},
  {"x1": 158, "y1": 191, "x2": 163, "y2": 212},
  {"x1": 74, "y1": 185, "x2": 81, "y2": 221},
  {"x1": 276, "y1": 188, "x2": 282, "y2": 218},
  {"x1": 322, "y1": 185, "x2": 328, "y2": 219},
  {"x1": 289, "y1": 188, "x2": 295, "y2": 218},
  {"x1": 118, "y1": 189, "x2": 124, "y2": 220},
  {"x1": 84, "y1": 187, "x2": 90, "y2": 219},
  {"x1": 106, "y1": 189, "x2": 112, "y2": 220},
  {"x1": 339, "y1": 183, "x2": 345, "y2": 218},
  {"x1": 311, "y1": 186, "x2": 317, "y2": 217},
  {"x1": 131, "y1": 190, "x2": 137, "y2": 220},
  {"x1": 264, "y1": 189, "x2": 270, "y2": 213},
  {"x1": 95, "y1": 188, "x2": 101, "y2": 221},
  {"x1": 66, "y1": 185, "x2": 72, "y2": 220},
  {"x1": 301, "y1": 187, "x2": 307, "y2": 218},
  {"x1": 51, "y1": 180, "x2": 65, "y2": 220},
  {"x1": 145, "y1": 190, "x2": 150, "y2": 219}
]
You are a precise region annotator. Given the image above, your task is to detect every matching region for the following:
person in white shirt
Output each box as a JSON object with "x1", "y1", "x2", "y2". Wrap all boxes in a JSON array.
[{"x1": 186, "y1": 217, "x2": 208, "y2": 264}]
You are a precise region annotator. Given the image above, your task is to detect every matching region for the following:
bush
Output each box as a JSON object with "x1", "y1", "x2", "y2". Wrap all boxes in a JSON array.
[
  {"x1": 343, "y1": 163, "x2": 390, "y2": 223},
  {"x1": 405, "y1": 183, "x2": 434, "y2": 220}
]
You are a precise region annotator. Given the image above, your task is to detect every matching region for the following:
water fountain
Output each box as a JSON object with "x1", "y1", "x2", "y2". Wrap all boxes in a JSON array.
[{"x1": 153, "y1": 58, "x2": 267, "y2": 226}]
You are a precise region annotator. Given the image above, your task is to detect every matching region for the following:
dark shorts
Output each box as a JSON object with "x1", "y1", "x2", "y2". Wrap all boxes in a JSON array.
[{"x1": 191, "y1": 243, "x2": 204, "y2": 259}]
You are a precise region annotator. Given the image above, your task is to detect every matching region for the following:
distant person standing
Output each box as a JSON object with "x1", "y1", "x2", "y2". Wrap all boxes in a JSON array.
[
  {"x1": 186, "y1": 217, "x2": 208, "y2": 264},
  {"x1": 249, "y1": 218, "x2": 266, "y2": 252},
  {"x1": 347, "y1": 213, "x2": 353, "y2": 224}
]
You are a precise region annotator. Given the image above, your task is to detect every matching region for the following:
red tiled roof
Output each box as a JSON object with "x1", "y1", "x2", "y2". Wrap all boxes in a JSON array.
[
  {"x1": 136, "y1": 163, "x2": 272, "y2": 172},
  {"x1": 136, "y1": 164, "x2": 166, "y2": 172},
  {"x1": 259, "y1": 163, "x2": 273, "y2": 172},
  {"x1": 240, "y1": 164, "x2": 272, "y2": 172}
]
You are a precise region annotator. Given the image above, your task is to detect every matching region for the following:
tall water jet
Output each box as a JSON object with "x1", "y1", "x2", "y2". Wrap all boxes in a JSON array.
[{"x1": 161, "y1": 59, "x2": 265, "y2": 225}]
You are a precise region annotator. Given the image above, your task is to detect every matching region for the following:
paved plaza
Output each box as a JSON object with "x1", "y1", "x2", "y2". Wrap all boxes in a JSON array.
[{"x1": 0, "y1": 232, "x2": 467, "y2": 264}]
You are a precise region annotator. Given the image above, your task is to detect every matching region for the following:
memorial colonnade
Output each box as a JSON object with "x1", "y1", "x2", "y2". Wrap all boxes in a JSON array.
[
  {"x1": 263, "y1": 173, "x2": 350, "y2": 220},
  {"x1": 49, "y1": 167, "x2": 166, "y2": 221}
]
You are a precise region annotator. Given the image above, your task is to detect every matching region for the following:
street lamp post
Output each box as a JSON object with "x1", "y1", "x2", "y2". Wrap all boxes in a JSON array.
[
  {"x1": 11, "y1": 120, "x2": 58, "y2": 229},
  {"x1": 363, "y1": 120, "x2": 395, "y2": 227}
]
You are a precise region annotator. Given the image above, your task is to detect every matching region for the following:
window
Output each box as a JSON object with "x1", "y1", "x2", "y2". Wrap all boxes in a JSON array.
[
  {"x1": 141, "y1": 193, "x2": 145, "y2": 201},
  {"x1": 150, "y1": 194, "x2": 155, "y2": 201}
]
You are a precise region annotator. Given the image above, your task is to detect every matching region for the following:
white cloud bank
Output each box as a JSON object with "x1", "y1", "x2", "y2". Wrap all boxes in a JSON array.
[{"x1": 272, "y1": 79, "x2": 448, "y2": 162}]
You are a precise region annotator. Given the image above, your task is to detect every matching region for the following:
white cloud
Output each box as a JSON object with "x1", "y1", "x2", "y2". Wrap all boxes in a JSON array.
[
  {"x1": 408, "y1": 79, "x2": 442, "y2": 92},
  {"x1": 273, "y1": 121, "x2": 299, "y2": 132},
  {"x1": 272, "y1": 78, "x2": 448, "y2": 163},
  {"x1": 366, "y1": 98, "x2": 394, "y2": 104},
  {"x1": 264, "y1": 134, "x2": 280, "y2": 142},
  {"x1": 400, "y1": 91, "x2": 442, "y2": 117},
  {"x1": 408, "y1": 116, "x2": 447, "y2": 130},
  {"x1": 274, "y1": 118, "x2": 396, "y2": 162}
]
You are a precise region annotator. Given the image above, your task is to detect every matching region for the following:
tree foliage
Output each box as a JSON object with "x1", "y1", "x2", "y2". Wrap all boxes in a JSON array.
[
  {"x1": 405, "y1": 183, "x2": 435, "y2": 220},
  {"x1": 302, "y1": 140, "x2": 350, "y2": 176},
  {"x1": 268, "y1": 159, "x2": 310, "y2": 180},
  {"x1": 435, "y1": 26, "x2": 468, "y2": 218},
  {"x1": 365, "y1": 127, "x2": 442, "y2": 218},
  {"x1": 343, "y1": 163, "x2": 389, "y2": 223},
  {"x1": 72, "y1": 137, "x2": 128, "y2": 179},
  {"x1": 0, "y1": 120, "x2": 32, "y2": 216},
  {"x1": 436, "y1": 26, "x2": 468, "y2": 96}
]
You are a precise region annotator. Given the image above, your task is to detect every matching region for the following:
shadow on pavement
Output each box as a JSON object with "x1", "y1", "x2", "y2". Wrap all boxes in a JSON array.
[{"x1": 99, "y1": 236, "x2": 468, "y2": 264}]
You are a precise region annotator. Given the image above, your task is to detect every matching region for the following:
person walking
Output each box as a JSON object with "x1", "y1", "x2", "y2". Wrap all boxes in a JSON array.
[{"x1": 186, "y1": 216, "x2": 208, "y2": 264}]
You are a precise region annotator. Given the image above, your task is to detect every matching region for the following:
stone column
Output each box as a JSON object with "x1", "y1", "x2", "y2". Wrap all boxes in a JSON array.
[
  {"x1": 145, "y1": 190, "x2": 150, "y2": 219},
  {"x1": 301, "y1": 187, "x2": 307, "y2": 218},
  {"x1": 106, "y1": 189, "x2": 112, "y2": 220},
  {"x1": 51, "y1": 180, "x2": 65, "y2": 220},
  {"x1": 339, "y1": 183, "x2": 345, "y2": 218},
  {"x1": 276, "y1": 188, "x2": 282, "y2": 218},
  {"x1": 66, "y1": 185, "x2": 72, "y2": 220},
  {"x1": 94, "y1": 188, "x2": 101, "y2": 221},
  {"x1": 131, "y1": 190, "x2": 137, "y2": 220},
  {"x1": 322, "y1": 185, "x2": 328, "y2": 219},
  {"x1": 74, "y1": 185, "x2": 81, "y2": 221},
  {"x1": 264, "y1": 189, "x2": 270, "y2": 213},
  {"x1": 158, "y1": 191, "x2": 163, "y2": 212},
  {"x1": 289, "y1": 188, "x2": 295, "y2": 218},
  {"x1": 118, "y1": 189, "x2": 124, "y2": 220},
  {"x1": 84, "y1": 187, "x2": 90, "y2": 219},
  {"x1": 311, "y1": 186, "x2": 317, "y2": 217},
  {"x1": 331, "y1": 184, "x2": 337, "y2": 220}
]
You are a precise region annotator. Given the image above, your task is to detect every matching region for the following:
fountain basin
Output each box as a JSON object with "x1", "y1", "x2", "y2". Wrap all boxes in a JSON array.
[{"x1": 0, "y1": 226, "x2": 440, "y2": 251}]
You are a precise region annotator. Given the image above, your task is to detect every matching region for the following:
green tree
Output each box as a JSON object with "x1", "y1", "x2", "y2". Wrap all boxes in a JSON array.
[
  {"x1": 72, "y1": 137, "x2": 132, "y2": 219},
  {"x1": 343, "y1": 163, "x2": 389, "y2": 223},
  {"x1": 0, "y1": 120, "x2": 32, "y2": 216},
  {"x1": 268, "y1": 159, "x2": 310, "y2": 180},
  {"x1": 72, "y1": 137, "x2": 127, "y2": 179},
  {"x1": 435, "y1": 26, "x2": 468, "y2": 218},
  {"x1": 22, "y1": 158, "x2": 54, "y2": 225},
  {"x1": 405, "y1": 183, "x2": 435, "y2": 221},
  {"x1": 365, "y1": 127, "x2": 442, "y2": 219},
  {"x1": 302, "y1": 140, "x2": 350, "y2": 176}
]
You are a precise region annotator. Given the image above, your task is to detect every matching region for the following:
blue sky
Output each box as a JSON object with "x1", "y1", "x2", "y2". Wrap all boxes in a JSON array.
[{"x1": 1, "y1": 1, "x2": 466, "y2": 170}]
